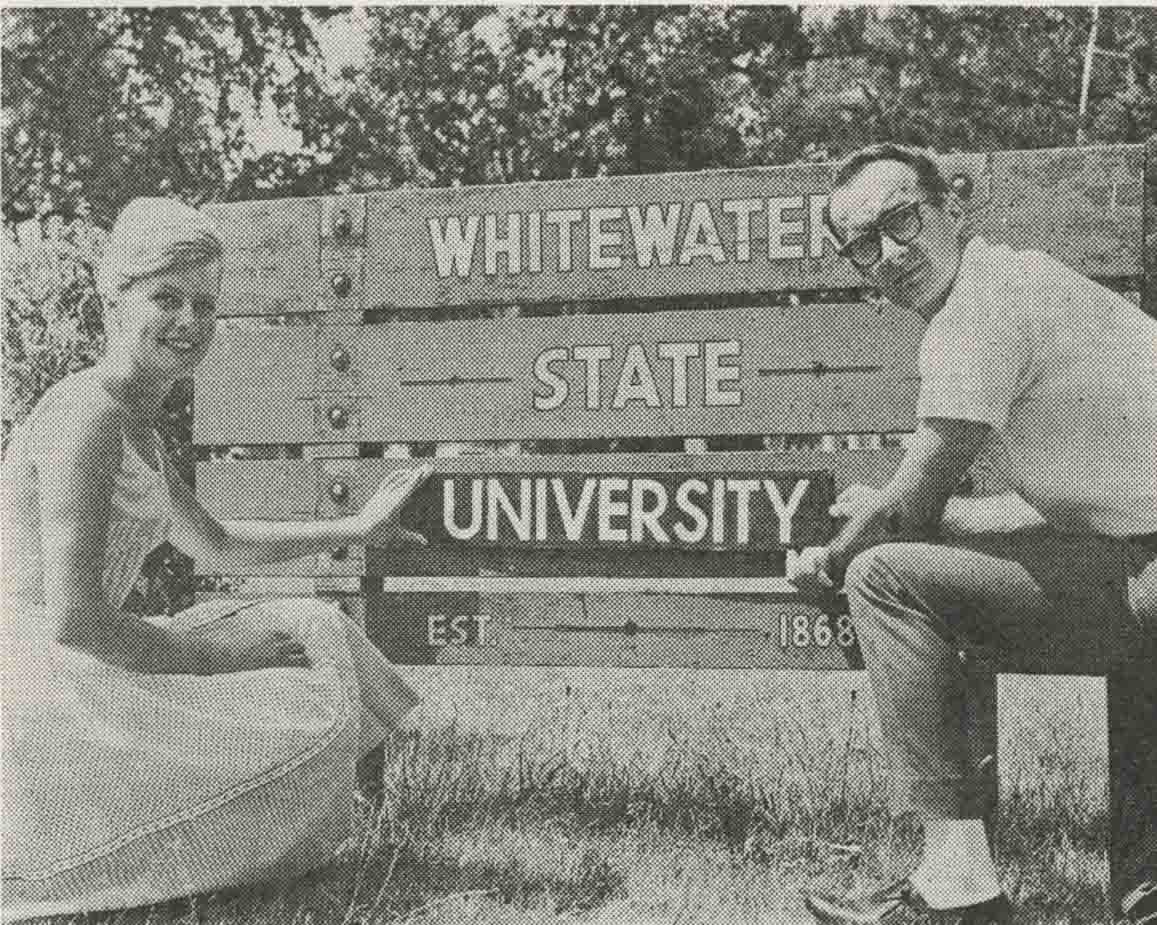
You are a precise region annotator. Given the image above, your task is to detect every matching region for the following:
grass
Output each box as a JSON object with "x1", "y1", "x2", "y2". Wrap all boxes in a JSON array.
[{"x1": 43, "y1": 670, "x2": 1113, "y2": 925}]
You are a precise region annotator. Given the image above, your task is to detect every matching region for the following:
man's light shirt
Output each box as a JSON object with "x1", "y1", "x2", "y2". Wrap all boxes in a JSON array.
[{"x1": 917, "y1": 236, "x2": 1157, "y2": 536}]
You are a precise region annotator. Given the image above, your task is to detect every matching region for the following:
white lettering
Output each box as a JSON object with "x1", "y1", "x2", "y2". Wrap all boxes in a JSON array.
[
  {"x1": 626, "y1": 203, "x2": 682, "y2": 267},
  {"x1": 630, "y1": 479, "x2": 669, "y2": 542},
  {"x1": 762, "y1": 479, "x2": 811, "y2": 544},
  {"x1": 657, "y1": 342, "x2": 700, "y2": 408},
  {"x1": 672, "y1": 480, "x2": 710, "y2": 542},
  {"x1": 428, "y1": 215, "x2": 479, "y2": 279},
  {"x1": 527, "y1": 211, "x2": 543, "y2": 273},
  {"x1": 553, "y1": 478, "x2": 596, "y2": 541},
  {"x1": 572, "y1": 344, "x2": 614, "y2": 410},
  {"x1": 722, "y1": 199, "x2": 762, "y2": 263},
  {"x1": 545, "y1": 209, "x2": 582, "y2": 272},
  {"x1": 727, "y1": 478, "x2": 761, "y2": 544},
  {"x1": 487, "y1": 478, "x2": 532, "y2": 542},
  {"x1": 679, "y1": 200, "x2": 726, "y2": 265},
  {"x1": 612, "y1": 344, "x2": 662, "y2": 409},
  {"x1": 711, "y1": 479, "x2": 726, "y2": 544},
  {"x1": 704, "y1": 340, "x2": 743, "y2": 407},
  {"x1": 589, "y1": 207, "x2": 624, "y2": 270},
  {"x1": 597, "y1": 478, "x2": 630, "y2": 542},
  {"x1": 809, "y1": 194, "x2": 839, "y2": 259},
  {"x1": 484, "y1": 212, "x2": 521, "y2": 276},
  {"x1": 443, "y1": 479, "x2": 483, "y2": 540},
  {"x1": 535, "y1": 478, "x2": 549, "y2": 540},
  {"x1": 533, "y1": 347, "x2": 569, "y2": 411},
  {"x1": 768, "y1": 196, "x2": 805, "y2": 260}
]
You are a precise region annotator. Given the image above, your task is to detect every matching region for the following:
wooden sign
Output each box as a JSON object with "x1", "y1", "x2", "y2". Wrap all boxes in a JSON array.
[
  {"x1": 194, "y1": 303, "x2": 923, "y2": 445},
  {"x1": 203, "y1": 145, "x2": 1143, "y2": 316}
]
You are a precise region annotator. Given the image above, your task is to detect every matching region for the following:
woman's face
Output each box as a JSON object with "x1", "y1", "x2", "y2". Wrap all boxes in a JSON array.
[{"x1": 109, "y1": 258, "x2": 222, "y2": 378}]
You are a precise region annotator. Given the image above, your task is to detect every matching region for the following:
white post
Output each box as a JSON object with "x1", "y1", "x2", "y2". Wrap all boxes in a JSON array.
[{"x1": 1077, "y1": 6, "x2": 1100, "y2": 145}]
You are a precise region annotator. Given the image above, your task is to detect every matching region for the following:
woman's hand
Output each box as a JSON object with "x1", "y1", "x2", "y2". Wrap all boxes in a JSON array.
[
  {"x1": 195, "y1": 630, "x2": 311, "y2": 673},
  {"x1": 215, "y1": 630, "x2": 310, "y2": 672},
  {"x1": 357, "y1": 464, "x2": 433, "y2": 547}
]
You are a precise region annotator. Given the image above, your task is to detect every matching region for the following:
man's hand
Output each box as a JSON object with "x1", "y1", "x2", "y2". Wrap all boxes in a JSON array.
[{"x1": 787, "y1": 545, "x2": 836, "y2": 600}]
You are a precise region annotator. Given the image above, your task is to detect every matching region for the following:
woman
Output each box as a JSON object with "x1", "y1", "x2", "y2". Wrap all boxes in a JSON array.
[{"x1": 1, "y1": 198, "x2": 430, "y2": 920}]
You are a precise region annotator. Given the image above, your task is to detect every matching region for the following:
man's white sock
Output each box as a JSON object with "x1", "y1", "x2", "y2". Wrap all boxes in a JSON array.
[{"x1": 910, "y1": 818, "x2": 1003, "y2": 909}]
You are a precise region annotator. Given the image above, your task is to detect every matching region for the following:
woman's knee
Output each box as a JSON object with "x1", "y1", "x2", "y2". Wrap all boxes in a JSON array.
[{"x1": 276, "y1": 597, "x2": 349, "y2": 632}]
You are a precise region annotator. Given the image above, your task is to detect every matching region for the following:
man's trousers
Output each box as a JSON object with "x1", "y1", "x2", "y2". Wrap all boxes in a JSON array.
[{"x1": 844, "y1": 529, "x2": 1157, "y2": 904}]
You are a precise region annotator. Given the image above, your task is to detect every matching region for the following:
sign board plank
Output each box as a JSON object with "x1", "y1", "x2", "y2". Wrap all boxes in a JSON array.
[
  {"x1": 205, "y1": 199, "x2": 322, "y2": 317},
  {"x1": 194, "y1": 582, "x2": 859, "y2": 669},
  {"x1": 196, "y1": 448, "x2": 903, "y2": 519},
  {"x1": 193, "y1": 325, "x2": 318, "y2": 446},
  {"x1": 204, "y1": 145, "x2": 1142, "y2": 317},
  {"x1": 987, "y1": 146, "x2": 1144, "y2": 280},
  {"x1": 194, "y1": 303, "x2": 922, "y2": 444},
  {"x1": 365, "y1": 592, "x2": 857, "y2": 670},
  {"x1": 194, "y1": 448, "x2": 904, "y2": 580}
]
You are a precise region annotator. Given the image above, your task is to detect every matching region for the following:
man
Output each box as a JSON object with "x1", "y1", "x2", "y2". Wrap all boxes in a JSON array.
[{"x1": 789, "y1": 143, "x2": 1157, "y2": 925}]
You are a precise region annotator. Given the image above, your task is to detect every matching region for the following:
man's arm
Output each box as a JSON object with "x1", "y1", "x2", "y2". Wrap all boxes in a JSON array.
[
  {"x1": 941, "y1": 492, "x2": 1045, "y2": 536},
  {"x1": 826, "y1": 417, "x2": 993, "y2": 577}
]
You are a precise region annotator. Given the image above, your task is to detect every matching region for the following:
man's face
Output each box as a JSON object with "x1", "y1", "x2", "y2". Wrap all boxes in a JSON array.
[{"x1": 827, "y1": 159, "x2": 963, "y2": 316}]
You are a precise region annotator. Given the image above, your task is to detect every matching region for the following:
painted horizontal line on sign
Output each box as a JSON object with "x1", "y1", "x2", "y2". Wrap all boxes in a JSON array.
[
  {"x1": 365, "y1": 575, "x2": 801, "y2": 595},
  {"x1": 398, "y1": 376, "x2": 515, "y2": 387},
  {"x1": 756, "y1": 363, "x2": 882, "y2": 377}
]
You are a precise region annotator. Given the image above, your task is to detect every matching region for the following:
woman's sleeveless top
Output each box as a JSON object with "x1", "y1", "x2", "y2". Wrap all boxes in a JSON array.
[{"x1": 1, "y1": 372, "x2": 171, "y2": 645}]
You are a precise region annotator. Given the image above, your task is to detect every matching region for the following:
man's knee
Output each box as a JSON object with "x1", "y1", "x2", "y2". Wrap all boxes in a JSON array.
[{"x1": 843, "y1": 543, "x2": 915, "y2": 603}]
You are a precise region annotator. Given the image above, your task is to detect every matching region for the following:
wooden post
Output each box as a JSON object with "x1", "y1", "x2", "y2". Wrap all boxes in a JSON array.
[
  {"x1": 1144, "y1": 134, "x2": 1156, "y2": 319},
  {"x1": 1107, "y1": 657, "x2": 1157, "y2": 914}
]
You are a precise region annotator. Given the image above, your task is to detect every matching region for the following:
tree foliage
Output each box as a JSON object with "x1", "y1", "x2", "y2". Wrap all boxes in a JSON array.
[{"x1": 3, "y1": 6, "x2": 332, "y2": 224}]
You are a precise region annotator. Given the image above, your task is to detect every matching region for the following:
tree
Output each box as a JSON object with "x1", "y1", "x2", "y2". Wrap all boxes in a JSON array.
[
  {"x1": 331, "y1": 6, "x2": 813, "y2": 189},
  {"x1": 2, "y1": 6, "x2": 331, "y2": 225},
  {"x1": 788, "y1": 6, "x2": 1156, "y2": 152}
]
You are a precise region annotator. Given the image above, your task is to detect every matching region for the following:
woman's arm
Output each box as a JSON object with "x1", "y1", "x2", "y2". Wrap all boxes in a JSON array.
[
  {"x1": 40, "y1": 400, "x2": 212, "y2": 673},
  {"x1": 156, "y1": 443, "x2": 430, "y2": 570}
]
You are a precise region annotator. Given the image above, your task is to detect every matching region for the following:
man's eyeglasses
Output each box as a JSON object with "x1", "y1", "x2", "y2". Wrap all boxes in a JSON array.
[{"x1": 824, "y1": 201, "x2": 925, "y2": 270}]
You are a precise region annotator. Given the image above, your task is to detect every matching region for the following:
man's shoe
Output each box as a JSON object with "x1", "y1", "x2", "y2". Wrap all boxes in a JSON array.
[
  {"x1": 1122, "y1": 881, "x2": 1157, "y2": 924},
  {"x1": 804, "y1": 878, "x2": 1013, "y2": 924}
]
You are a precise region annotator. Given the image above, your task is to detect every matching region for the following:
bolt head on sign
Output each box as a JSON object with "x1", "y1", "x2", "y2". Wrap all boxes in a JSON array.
[
  {"x1": 331, "y1": 209, "x2": 353, "y2": 238},
  {"x1": 327, "y1": 405, "x2": 349, "y2": 430}
]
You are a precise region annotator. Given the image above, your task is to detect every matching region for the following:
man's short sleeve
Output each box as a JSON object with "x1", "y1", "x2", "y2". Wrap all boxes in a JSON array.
[{"x1": 917, "y1": 244, "x2": 1034, "y2": 430}]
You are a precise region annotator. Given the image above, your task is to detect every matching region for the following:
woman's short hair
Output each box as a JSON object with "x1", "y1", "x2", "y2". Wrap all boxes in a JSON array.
[
  {"x1": 831, "y1": 143, "x2": 950, "y2": 205},
  {"x1": 99, "y1": 197, "x2": 223, "y2": 296}
]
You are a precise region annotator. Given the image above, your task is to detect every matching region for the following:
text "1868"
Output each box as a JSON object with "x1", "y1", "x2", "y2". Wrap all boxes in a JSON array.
[{"x1": 778, "y1": 612, "x2": 857, "y2": 649}]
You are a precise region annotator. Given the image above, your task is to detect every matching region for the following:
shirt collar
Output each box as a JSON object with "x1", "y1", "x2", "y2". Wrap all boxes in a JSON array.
[{"x1": 940, "y1": 234, "x2": 991, "y2": 320}]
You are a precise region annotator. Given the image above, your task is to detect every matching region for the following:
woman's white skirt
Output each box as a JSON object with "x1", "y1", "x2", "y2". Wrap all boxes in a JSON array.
[{"x1": 1, "y1": 597, "x2": 418, "y2": 921}]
